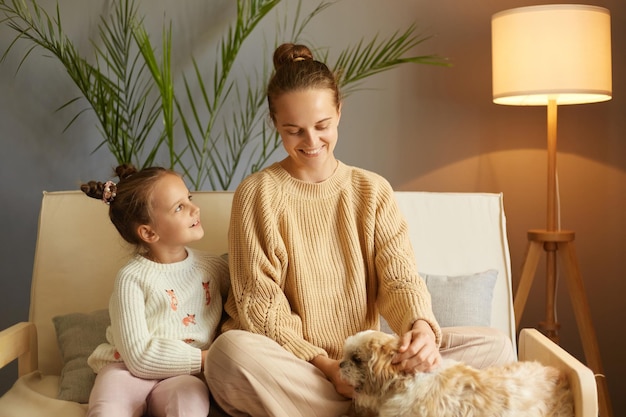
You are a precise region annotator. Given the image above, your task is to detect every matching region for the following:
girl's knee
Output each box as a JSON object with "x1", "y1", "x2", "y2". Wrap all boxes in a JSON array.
[{"x1": 149, "y1": 375, "x2": 209, "y2": 417}]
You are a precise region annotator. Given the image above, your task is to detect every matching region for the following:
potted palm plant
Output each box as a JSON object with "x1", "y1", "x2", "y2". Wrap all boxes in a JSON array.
[{"x1": 0, "y1": 0, "x2": 447, "y2": 190}]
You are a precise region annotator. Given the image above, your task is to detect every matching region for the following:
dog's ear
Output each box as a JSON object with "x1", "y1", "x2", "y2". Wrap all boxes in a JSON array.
[
  {"x1": 367, "y1": 336, "x2": 402, "y2": 383},
  {"x1": 380, "y1": 336, "x2": 400, "y2": 357}
]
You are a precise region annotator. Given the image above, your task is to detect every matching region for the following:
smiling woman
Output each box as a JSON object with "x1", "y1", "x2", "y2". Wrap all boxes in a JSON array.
[
  {"x1": 203, "y1": 43, "x2": 517, "y2": 417},
  {"x1": 274, "y1": 90, "x2": 341, "y2": 183},
  {"x1": 266, "y1": 43, "x2": 342, "y2": 183}
]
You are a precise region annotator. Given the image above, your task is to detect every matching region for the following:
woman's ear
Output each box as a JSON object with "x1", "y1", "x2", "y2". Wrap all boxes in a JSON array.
[
  {"x1": 337, "y1": 102, "x2": 342, "y2": 125},
  {"x1": 137, "y1": 224, "x2": 159, "y2": 244}
]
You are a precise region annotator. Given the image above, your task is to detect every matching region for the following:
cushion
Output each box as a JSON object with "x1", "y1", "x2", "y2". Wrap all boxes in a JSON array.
[
  {"x1": 52, "y1": 309, "x2": 110, "y2": 403},
  {"x1": 421, "y1": 269, "x2": 497, "y2": 327}
]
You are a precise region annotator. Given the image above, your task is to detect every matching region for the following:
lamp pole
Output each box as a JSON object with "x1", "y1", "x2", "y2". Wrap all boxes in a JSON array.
[
  {"x1": 540, "y1": 99, "x2": 560, "y2": 342},
  {"x1": 514, "y1": 101, "x2": 612, "y2": 417}
]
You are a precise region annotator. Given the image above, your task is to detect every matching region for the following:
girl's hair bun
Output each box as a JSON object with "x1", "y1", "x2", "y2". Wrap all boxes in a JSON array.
[
  {"x1": 114, "y1": 163, "x2": 138, "y2": 181},
  {"x1": 80, "y1": 164, "x2": 138, "y2": 202}
]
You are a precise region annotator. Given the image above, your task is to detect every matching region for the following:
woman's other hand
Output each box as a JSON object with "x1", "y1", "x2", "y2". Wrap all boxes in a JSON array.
[
  {"x1": 392, "y1": 319, "x2": 441, "y2": 373},
  {"x1": 311, "y1": 355, "x2": 354, "y2": 398}
]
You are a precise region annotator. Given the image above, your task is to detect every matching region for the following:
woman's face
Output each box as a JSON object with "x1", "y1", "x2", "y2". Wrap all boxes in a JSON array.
[{"x1": 273, "y1": 88, "x2": 341, "y2": 182}]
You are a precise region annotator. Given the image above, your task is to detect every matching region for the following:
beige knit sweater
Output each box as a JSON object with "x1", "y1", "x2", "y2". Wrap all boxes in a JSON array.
[{"x1": 223, "y1": 162, "x2": 441, "y2": 361}]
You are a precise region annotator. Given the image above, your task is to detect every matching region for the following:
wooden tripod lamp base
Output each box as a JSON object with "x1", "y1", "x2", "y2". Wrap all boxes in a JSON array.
[{"x1": 513, "y1": 229, "x2": 613, "y2": 417}]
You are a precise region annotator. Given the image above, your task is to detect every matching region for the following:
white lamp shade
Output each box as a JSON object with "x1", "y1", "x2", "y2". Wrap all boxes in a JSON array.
[{"x1": 492, "y1": 4, "x2": 612, "y2": 106}]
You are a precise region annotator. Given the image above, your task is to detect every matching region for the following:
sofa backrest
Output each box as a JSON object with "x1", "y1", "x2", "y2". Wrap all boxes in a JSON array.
[
  {"x1": 393, "y1": 192, "x2": 515, "y2": 340},
  {"x1": 29, "y1": 190, "x2": 515, "y2": 375}
]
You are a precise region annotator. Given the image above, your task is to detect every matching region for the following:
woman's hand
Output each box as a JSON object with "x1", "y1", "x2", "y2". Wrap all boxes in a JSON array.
[
  {"x1": 392, "y1": 319, "x2": 441, "y2": 373},
  {"x1": 311, "y1": 355, "x2": 354, "y2": 398}
]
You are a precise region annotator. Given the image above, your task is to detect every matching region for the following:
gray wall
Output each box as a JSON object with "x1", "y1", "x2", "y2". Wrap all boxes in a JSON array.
[{"x1": 2, "y1": 0, "x2": 625, "y2": 412}]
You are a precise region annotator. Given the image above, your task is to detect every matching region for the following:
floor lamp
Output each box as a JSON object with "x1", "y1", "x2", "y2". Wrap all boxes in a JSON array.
[{"x1": 491, "y1": 4, "x2": 613, "y2": 417}]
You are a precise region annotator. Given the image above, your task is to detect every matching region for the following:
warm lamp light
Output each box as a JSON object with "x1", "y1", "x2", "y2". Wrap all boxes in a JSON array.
[
  {"x1": 491, "y1": 4, "x2": 612, "y2": 417},
  {"x1": 492, "y1": 4, "x2": 612, "y2": 106}
]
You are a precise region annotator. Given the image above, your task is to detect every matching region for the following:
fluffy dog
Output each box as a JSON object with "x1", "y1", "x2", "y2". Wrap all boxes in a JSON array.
[{"x1": 339, "y1": 330, "x2": 573, "y2": 417}]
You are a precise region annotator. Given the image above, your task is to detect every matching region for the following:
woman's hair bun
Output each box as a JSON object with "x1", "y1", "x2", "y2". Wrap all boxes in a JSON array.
[{"x1": 273, "y1": 43, "x2": 314, "y2": 70}]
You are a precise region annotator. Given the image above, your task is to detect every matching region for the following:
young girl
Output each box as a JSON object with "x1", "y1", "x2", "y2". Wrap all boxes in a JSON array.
[{"x1": 81, "y1": 164, "x2": 229, "y2": 417}]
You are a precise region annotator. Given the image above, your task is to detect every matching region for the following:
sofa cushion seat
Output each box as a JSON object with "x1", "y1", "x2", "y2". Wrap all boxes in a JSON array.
[{"x1": 0, "y1": 371, "x2": 87, "y2": 417}]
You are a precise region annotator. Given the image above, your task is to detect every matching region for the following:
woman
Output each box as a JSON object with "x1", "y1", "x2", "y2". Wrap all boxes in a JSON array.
[{"x1": 205, "y1": 43, "x2": 515, "y2": 417}]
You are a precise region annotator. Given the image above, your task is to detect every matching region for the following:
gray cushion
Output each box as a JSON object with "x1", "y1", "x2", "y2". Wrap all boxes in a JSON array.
[
  {"x1": 421, "y1": 269, "x2": 497, "y2": 327},
  {"x1": 52, "y1": 309, "x2": 110, "y2": 403}
]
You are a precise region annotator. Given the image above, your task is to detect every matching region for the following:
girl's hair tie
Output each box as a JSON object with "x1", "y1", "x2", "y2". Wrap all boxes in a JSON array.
[{"x1": 102, "y1": 180, "x2": 117, "y2": 205}]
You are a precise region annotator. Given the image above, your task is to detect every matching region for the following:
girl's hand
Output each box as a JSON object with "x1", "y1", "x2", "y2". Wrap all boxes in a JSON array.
[
  {"x1": 311, "y1": 355, "x2": 354, "y2": 398},
  {"x1": 392, "y1": 319, "x2": 441, "y2": 373}
]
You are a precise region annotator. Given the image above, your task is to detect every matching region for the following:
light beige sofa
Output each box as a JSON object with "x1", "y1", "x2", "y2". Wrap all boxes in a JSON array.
[{"x1": 0, "y1": 191, "x2": 598, "y2": 416}]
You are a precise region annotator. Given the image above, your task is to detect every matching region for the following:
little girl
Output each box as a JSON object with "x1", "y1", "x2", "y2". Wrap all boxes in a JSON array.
[{"x1": 81, "y1": 164, "x2": 229, "y2": 417}]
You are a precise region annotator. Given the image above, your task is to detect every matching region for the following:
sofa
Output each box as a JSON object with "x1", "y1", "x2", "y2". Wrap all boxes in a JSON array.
[{"x1": 0, "y1": 190, "x2": 598, "y2": 416}]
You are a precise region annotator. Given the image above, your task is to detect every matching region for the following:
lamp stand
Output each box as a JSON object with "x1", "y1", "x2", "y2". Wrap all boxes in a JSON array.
[{"x1": 513, "y1": 100, "x2": 613, "y2": 417}]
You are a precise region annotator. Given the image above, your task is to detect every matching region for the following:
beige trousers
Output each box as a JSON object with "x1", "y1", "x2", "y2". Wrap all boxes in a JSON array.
[{"x1": 205, "y1": 328, "x2": 516, "y2": 417}]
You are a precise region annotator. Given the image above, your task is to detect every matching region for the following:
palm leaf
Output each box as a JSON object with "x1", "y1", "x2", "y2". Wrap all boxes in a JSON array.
[{"x1": 0, "y1": 0, "x2": 448, "y2": 189}]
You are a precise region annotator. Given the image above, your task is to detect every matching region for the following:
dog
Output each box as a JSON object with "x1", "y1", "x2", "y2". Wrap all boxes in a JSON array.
[{"x1": 339, "y1": 330, "x2": 573, "y2": 417}]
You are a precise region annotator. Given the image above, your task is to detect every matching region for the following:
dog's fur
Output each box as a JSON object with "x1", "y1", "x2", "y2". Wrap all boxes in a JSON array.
[{"x1": 340, "y1": 330, "x2": 574, "y2": 417}]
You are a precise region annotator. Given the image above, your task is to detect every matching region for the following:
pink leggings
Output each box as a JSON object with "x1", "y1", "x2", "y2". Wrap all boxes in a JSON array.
[{"x1": 87, "y1": 363, "x2": 210, "y2": 417}]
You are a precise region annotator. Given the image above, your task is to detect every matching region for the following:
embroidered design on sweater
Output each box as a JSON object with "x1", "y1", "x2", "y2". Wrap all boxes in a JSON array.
[
  {"x1": 165, "y1": 289, "x2": 178, "y2": 311},
  {"x1": 202, "y1": 281, "x2": 211, "y2": 305},
  {"x1": 182, "y1": 313, "x2": 196, "y2": 326}
]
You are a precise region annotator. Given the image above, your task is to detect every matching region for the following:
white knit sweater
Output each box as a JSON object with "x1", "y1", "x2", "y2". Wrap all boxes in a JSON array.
[{"x1": 88, "y1": 248, "x2": 229, "y2": 379}]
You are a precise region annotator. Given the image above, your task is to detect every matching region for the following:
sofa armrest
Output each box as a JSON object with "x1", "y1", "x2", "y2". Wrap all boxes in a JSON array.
[
  {"x1": 0, "y1": 322, "x2": 38, "y2": 377},
  {"x1": 518, "y1": 328, "x2": 597, "y2": 417}
]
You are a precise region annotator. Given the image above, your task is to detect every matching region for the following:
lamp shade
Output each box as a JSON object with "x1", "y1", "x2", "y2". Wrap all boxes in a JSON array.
[{"x1": 492, "y1": 4, "x2": 612, "y2": 106}]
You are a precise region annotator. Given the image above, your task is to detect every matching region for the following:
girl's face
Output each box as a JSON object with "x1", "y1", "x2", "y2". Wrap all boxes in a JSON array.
[
  {"x1": 141, "y1": 173, "x2": 204, "y2": 257},
  {"x1": 273, "y1": 88, "x2": 341, "y2": 182}
]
